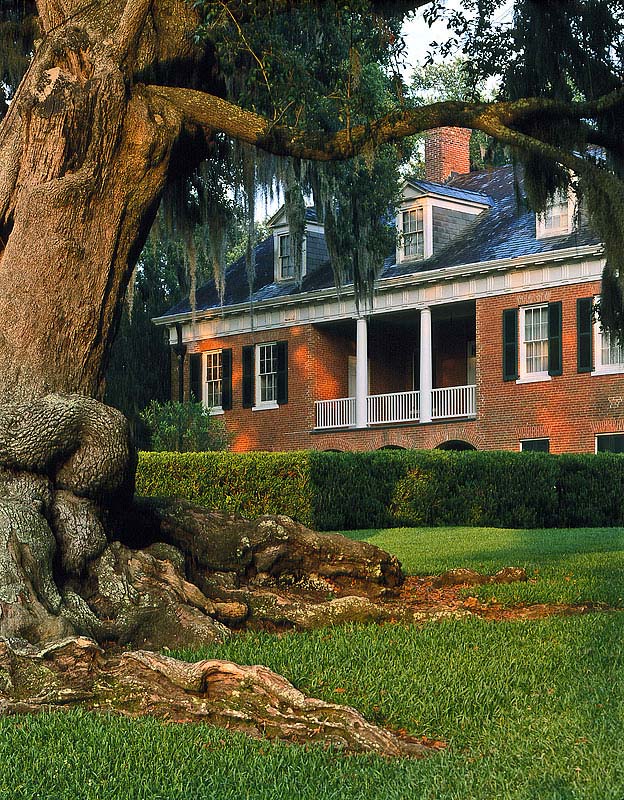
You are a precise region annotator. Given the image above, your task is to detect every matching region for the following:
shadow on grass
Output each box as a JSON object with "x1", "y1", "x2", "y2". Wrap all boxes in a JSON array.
[{"x1": 342, "y1": 527, "x2": 624, "y2": 606}]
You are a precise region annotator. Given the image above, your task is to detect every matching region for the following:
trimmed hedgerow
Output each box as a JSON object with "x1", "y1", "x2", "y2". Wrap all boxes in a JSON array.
[
  {"x1": 136, "y1": 451, "x2": 314, "y2": 526},
  {"x1": 135, "y1": 449, "x2": 624, "y2": 530}
]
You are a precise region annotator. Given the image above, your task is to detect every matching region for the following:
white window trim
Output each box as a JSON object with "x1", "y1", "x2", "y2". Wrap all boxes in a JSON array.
[
  {"x1": 202, "y1": 350, "x2": 224, "y2": 415},
  {"x1": 516, "y1": 304, "x2": 552, "y2": 384},
  {"x1": 591, "y1": 296, "x2": 624, "y2": 376},
  {"x1": 273, "y1": 230, "x2": 306, "y2": 283},
  {"x1": 252, "y1": 342, "x2": 279, "y2": 411},
  {"x1": 397, "y1": 202, "x2": 433, "y2": 263},
  {"x1": 536, "y1": 190, "x2": 576, "y2": 239},
  {"x1": 595, "y1": 433, "x2": 624, "y2": 453}
]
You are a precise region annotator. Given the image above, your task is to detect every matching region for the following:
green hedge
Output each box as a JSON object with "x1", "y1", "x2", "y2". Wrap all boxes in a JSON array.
[
  {"x1": 136, "y1": 451, "x2": 314, "y2": 526},
  {"x1": 136, "y1": 449, "x2": 624, "y2": 530}
]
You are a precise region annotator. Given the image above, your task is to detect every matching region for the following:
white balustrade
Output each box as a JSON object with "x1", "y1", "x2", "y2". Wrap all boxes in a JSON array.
[
  {"x1": 315, "y1": 385, "x2": 476, "y2": 429},
  {"x1": 315, "y1": 397, "x2": 356, "y2": 429},
  {"x1": 431, "y1": 385, "x2": 476, "y2": 419},
  {"x1": 367, "y1": 391, "x2": 420, "y2": 424}
]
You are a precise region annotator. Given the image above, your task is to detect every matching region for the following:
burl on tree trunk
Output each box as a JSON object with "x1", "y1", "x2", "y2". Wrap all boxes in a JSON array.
[
  {"x1": 0, "y1": 0, "x2": 428, "y2": 757},
  {"x1": 0, "y1": 393, "x2": 428, "y2": 757}
]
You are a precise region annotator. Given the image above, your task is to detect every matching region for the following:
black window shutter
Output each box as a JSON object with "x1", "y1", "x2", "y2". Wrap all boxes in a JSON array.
[
  {"x1": 577, "y1": 297, "x2": 593, "y2": 373},
  {"x1": 502, "y1": 308, "x2": 518, "y2": 381},
  {"x1": 221, "y1": 349, "x2": 232, "y2": 410},
  {"x1": 242, "y1": 345, "x2": 254, "y2": 408},
  {"x1": 548, "y1": 301, "x2": 563, "y2": 376},
  {"x1": 276, "y1": 341, "x2": 288, "y2": 404},
  {"x1": 189, "y1": 353, "x2": 202, "y2": 402}
]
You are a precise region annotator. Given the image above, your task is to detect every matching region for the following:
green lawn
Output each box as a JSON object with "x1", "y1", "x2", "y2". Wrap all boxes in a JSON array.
[
  {"x1": 343, "y1": 526, "x2": 624, "y2": 607},
  {"x1": 0, "y1": 527, "x2": 622, "y2": 800}
]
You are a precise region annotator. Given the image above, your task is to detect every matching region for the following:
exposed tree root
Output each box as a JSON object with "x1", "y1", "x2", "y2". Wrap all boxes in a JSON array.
[
  {"x1": 0, "y1": 637, "x2": 430, "y2": 757},
  {"x1": 0, "y1": 394, "x2": 596, "y2": 757},
  {"x1": 0, "y1": 394, "x2": 427, "y2": 756}
]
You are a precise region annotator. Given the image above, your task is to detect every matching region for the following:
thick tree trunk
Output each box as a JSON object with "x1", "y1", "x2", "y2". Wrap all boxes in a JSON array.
[
  {"x1": 0, "y1": 0, "x2": 203, "y2": 402},
  {"x1": 0, "y1": 0, "x2": 429, "y2": 756}
]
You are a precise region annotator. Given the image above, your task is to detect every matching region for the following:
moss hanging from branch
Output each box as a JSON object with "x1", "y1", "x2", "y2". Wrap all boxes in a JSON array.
[{"x1": 284, "y1": 159, "x2": 306, "y2": 286}]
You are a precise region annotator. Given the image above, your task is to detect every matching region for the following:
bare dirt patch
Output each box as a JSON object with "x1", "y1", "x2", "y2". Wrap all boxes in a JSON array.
[{"x1": 393, "y1": 574, "x2": 607, "y2": 622}]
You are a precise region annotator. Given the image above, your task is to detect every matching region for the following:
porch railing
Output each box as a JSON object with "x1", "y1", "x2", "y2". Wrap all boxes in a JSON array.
[
  {"x1": 314, "y1": 385, "x2": 476, "y2": 429},
  {"x1": 432, "y1": 384, "x2": 476, "y2": 419},
  {"x1": 367, "y1": 390, "x2": 420, "y2": 424},
  {"x1": 315, "y1": 396, "x2": 356, "y2": 429}
]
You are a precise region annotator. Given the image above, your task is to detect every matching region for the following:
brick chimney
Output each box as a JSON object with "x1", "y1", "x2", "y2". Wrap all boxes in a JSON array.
[{"x1": 424, "y1": 127, "x2": 472, "y2": 183}]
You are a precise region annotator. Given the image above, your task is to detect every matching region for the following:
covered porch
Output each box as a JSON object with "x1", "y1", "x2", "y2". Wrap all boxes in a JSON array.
[{"x1": 314, "y1": 302, "x2": 476, "y2": 429}]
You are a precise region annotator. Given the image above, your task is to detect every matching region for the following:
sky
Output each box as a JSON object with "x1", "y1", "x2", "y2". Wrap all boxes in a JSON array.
[{"x1": 401, "y1": 0, "x2": 514, "y2": 81}]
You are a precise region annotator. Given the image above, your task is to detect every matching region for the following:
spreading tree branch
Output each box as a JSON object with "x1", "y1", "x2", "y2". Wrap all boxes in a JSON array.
[{"x1": 146, "y1": 84, "x2": 623, "y2": 169}]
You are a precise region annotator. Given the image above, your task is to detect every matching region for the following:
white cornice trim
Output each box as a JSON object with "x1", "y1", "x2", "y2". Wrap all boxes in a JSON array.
[{"x1": 153, "y1": 243, "x2": 603, "y2": 328}]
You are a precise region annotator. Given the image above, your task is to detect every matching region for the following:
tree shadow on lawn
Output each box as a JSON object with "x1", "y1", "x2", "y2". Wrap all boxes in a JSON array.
[{"x1": 344, "y1": 527, "x2": 624, "y2": 607}]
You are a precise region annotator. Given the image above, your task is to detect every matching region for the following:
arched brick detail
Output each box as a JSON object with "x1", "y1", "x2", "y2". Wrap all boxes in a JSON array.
[
  {"x1": 423, "y1": 424, "x2": 483, "y2": 451},
  {"x1": 516, "y1": 425, "x2": 550, "y2": 440},
  {"x1": 310, "y1": 422, "x2": 482, "y2": 452},
  {"x1": 592, "y1": 419, "x2": 624, "y2": 433}
]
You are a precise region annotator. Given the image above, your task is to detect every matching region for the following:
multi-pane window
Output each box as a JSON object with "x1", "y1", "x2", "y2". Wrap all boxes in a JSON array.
[
  {"x1": 523, "y1": 305, "x2": 549, "y2": 374},
  {"x1": 543, "y1": 199, "x2": 569, "y2": 232},
  {"x1": 600, "y1": 329, "x2": 624, "y2": 367},
  {"x1": 538, "y1": 191, "x2": 572, "y2": 237},
  {"x1": 402, "y1": 208, "x2": 424, "y2": 259},
  {"x1": 596, "y1": 433, "x2": 624, "y2": 453},
  {"x1": 205, "y1": 350, "x2": 222, "y2": 409},
  {"x1": 520, "y1": 438, "x2": 550, "y2": 452},
  {"x1": 278, "y1": 234, "x2": 294, "y2": 280},
  {"x1": 257, "y1": 342, "x2": 278, "y2": 404}
]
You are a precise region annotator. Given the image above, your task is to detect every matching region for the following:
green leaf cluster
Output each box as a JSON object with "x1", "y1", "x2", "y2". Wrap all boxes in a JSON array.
[{"x1": 139, "y1": 401, "x2": 230, "y2": 452}]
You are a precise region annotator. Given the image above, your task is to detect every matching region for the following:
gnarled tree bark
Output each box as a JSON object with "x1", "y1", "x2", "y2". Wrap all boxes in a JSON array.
[{"x1": 3, "y1": 0, "x2": 613, "y2": 755}]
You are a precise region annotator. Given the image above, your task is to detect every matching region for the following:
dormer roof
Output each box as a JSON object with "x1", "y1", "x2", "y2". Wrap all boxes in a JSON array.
[
  {"x1": 401, "y1": 177, "x2": 494, "y2": 208},
  {"x1": 267, "y1": 206, "x2": 319, "y2": 228},
  {"x1": 157, "y1": 164, "x2": 600, "y2": 322}
]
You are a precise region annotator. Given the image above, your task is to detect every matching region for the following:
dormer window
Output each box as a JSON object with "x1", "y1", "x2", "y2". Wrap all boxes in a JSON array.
[
  {"x1": 536, "y1": 190, "x2": 575, "y2": 238},
  {"x1": 278, "y1": 234, "x2": 295, "y2": 280},
  {"x1": 274, "y1": 232, "x2": 306, "y2": 282},
  {"x1": 402, "y1": 208, "x2": 424, "y2": 259}
]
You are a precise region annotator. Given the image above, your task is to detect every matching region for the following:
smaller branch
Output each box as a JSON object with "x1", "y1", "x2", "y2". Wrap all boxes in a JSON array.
[
  {"x1": 146, "y1": 84, "x2": 622, "y2": 205},
  {"x1": 201, "y1": 0, "x2": 432, "y2": 25},
  {"x1": 113, "y1": 0, "x2": 153, "y2": 62},
  {"x1": 217, "y1": 0, "x2": 276, "y2": 117}
]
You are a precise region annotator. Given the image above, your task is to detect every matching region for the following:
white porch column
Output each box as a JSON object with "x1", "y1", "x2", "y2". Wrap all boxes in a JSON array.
[
  {"x1": 419, "y1": 307, "x2": 433, "y2": 423},
  {"x1": 355, "y1": 316, "x2": 368, "y2": 428}
]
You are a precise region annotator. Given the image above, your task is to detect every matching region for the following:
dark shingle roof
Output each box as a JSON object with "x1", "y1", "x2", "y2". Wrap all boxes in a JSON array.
[
  {"x1": 162, "y1": 165, "x2": 601, "y2": 318},
  {"x1": 405, "y1": 177, "x2": 493, "y2": 206}
]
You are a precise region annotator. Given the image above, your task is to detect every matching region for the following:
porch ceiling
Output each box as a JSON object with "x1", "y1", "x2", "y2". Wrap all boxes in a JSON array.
[{"x1": 312, "y1": 300, "x2": 475, "y2": 336}]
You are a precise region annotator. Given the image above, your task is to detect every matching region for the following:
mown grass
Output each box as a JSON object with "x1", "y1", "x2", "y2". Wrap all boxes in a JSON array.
[
  {"x1": 343, "y1": 526, "x2": 624, "y2": 606},
  {"x1": 0, "y1": 614, "x2": 622, "y2": 800},
  {"x1": 0, "y1": 526, "x2": 622, "y2": 799}
]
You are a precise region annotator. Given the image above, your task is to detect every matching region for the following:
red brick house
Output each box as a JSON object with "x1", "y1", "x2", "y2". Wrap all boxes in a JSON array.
[{"x1": 154, "y1": 129, "x2": 624, "y2": 455}]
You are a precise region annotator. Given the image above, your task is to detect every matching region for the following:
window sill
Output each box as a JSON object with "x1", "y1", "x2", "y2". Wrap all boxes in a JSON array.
[
  {"x1": 591, "y1": 366, "x2": 624, "y2": 376},
  {"x1": 208, "y1": 407, "x2": 224, "y2": 416},
  {"x1": 252, "y1": 403, "x2": 279, "y2": 412},
  {"x1": 516, "y1": 373, "x2": 552, "y2": 385},
  {"x1": 536, "y1": 228, "x2": 571, "y2": 239}
]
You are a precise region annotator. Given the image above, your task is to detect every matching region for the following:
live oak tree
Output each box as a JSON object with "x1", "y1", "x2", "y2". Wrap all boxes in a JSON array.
[{"x1": 0, "y1": 0, "x2": 622, "y2": 753}]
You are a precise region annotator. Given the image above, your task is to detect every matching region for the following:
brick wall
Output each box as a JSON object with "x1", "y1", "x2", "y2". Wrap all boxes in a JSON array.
[
  {"x1": 183, "y1": 326, "x2": 317, "y2": 452},
  {"x1": 476, "y1": 282, "x2": 624, "y2": 453},
  {"x1": 170, "y1": 282, "x2": 624, "y2": 454},
  {"x1": 424, "y1": 127, "x2": 471, "y2": 183},
  {"x1": 434, "y1": 316, "x2": 474, "y2": 388}
]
